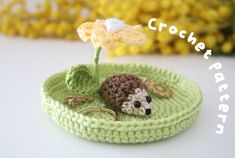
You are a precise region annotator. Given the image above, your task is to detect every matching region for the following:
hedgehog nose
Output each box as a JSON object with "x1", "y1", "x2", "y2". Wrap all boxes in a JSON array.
[{"x1": 145, "y1": 109, "x2": 151, "y2": 115}]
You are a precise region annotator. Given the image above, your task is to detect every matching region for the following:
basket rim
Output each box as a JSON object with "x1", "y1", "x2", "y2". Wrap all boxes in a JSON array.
[{"x1": 42, "y1": 63, "x2": 202, "y2": 128}]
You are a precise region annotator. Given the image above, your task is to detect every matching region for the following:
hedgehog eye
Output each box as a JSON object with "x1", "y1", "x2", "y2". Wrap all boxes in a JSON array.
[
  {"x1": 134, "y1": 101, "x2": 141, "y2": 108},
  {"x1": 146, "y1": 96, "x2": 152, "y2": 103}
]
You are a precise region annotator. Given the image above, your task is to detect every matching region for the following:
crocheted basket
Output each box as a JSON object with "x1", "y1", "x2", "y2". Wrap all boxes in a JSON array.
[{"x1": 41, "y1": 64, "x2": 202, "y2": 144}]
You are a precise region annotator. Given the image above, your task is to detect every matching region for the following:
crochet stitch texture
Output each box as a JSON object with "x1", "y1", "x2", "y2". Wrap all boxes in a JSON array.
[
  {"x1": 100, "y1": 74, "x2": 147, "y2": 112},
  {"x1": 42, "y1": 64, "x2": 202, "y2": 144}
]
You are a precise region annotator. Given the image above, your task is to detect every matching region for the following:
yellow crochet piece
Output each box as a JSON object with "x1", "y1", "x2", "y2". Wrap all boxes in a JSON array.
[{"x1": 77, "y1": 19, "x2": 146, "y2": 49}]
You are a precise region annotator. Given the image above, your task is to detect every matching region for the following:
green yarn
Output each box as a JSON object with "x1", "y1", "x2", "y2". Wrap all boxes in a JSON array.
[
  {"x1": 65, "y1": 65, "x2": 97, "y2": 96},
  {"x1": 42, "y1": 63, "x2": 202, "y2": 144},
  {"x1": 93, "y1": 47, "x2": 102, "y2": 88},
  {"x1": 78, "y1": 106, "x2": 117, "y2": 120}
]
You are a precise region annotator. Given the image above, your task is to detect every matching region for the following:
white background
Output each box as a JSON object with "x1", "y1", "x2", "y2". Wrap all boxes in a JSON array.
[{"x1": 0, "y1": 35, "x2": 234, "y2": 158}]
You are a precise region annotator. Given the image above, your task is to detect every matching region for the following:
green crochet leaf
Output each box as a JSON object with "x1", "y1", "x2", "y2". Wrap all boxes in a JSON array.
[{"x1": 65, "y1": 65, "x2": 96, "y2": 96}]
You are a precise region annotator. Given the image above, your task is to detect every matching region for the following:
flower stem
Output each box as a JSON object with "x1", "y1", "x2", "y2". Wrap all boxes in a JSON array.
[{"x1": 94, "y1": 46, "x2": 102, "y2": 88}]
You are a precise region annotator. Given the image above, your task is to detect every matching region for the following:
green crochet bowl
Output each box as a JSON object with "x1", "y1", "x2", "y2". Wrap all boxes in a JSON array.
[{"x1": 42, "y1": 64, "x2": 202, "y2": 144}]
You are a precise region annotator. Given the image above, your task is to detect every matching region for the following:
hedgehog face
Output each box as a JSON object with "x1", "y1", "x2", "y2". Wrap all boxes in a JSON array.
[{"x1": 121, "y1": 88, "x2": 152, "y2": 116}]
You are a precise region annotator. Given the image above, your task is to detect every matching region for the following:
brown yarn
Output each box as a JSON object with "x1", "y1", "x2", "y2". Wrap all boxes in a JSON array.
[
  {"x1": 65, "y1": 95, "x2": 94, "y2": 107},
  {"x1": 100, "y1": 74, "x2": 147, "y2": 111}
]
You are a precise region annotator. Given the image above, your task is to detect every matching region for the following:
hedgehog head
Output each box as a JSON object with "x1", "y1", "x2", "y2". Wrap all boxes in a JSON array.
[{"x1": 121, "y1": 88, "x2": 152, "y2": 116}]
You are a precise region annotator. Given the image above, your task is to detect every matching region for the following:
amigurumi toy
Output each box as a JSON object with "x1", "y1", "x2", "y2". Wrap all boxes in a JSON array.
[{"x1": 100, "y1": 74, "x2": 152, "y2": 116}]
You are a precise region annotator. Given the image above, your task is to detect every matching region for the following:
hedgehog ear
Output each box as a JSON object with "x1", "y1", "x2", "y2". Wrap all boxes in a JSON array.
[
  {"x1": 142, "y1": 89, "x2": 148, "y2": 95},
  {"x1": 128, "y1": 94, "x2": 133, "y2": 100},
  {"x1": 135, "y1": 88, "x2": 141, "y2": 93}
]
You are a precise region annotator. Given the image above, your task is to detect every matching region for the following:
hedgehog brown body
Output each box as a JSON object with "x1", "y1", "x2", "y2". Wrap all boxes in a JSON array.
[{"x1": 100, "y1": 74, "x2": 148, "y2": 112}]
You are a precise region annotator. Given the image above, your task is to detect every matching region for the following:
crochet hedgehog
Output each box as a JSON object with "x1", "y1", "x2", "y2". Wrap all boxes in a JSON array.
[{"x1": 100, "y1": 74, "x2": 152, "y2": 116}]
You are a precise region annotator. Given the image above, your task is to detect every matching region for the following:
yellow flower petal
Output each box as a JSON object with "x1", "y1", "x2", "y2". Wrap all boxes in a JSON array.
[{"x1": 77, "y1": 19, "x2": 146, "y2": 49}]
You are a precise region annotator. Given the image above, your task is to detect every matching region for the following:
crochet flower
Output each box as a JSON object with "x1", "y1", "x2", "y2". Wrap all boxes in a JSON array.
[
  {"x1": 77, "y1": 18, "x2": 146, "y2": 49},
  {"x1": 75, "y1": 18, "x2": 147, "y2": 93}
]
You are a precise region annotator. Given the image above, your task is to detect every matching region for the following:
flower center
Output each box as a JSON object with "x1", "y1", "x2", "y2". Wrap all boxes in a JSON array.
[{"x1": 104, "y1": 18, "x2": 125, "y2": 32}]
